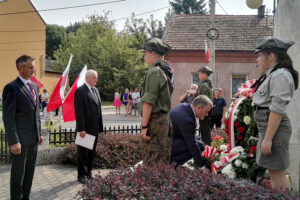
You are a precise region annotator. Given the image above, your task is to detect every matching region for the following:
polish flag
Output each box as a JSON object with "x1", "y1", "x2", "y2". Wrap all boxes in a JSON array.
[
  {"x1": 47, "y1": 54, "x2": 73, "y2": 112},
  {"x1": 30, "y1": 75, "x2": 44, "y2": 89},
  {"x1": 62, "y1": 65, "x2": 87, "y2": 122},
  {"x1": 205, "y1": 41, "x2": 210, "y2": 64}
]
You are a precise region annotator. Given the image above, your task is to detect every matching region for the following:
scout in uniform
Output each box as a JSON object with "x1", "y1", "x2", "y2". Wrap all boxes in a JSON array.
[
  {"x1": 252, "y1": 37, "x2": 298, "y2": 191},
  {"x1": 140, "y1": 38, "x2": 174, "y2": 165},
  {"x1": 197, "y1": 66, "x2": 214, "y2": 145}
]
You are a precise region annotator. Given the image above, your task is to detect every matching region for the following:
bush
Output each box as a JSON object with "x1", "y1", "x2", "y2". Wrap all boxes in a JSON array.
[
  {"x1": 58, "y1": 133, "x2": 142, "y2": 168},
  {"x1": 76, "y1": 163, "x2": 298, "y2": 200}
]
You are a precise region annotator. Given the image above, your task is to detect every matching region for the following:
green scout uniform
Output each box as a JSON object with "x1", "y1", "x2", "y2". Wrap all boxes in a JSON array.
[
  {"x1": 140, "y1": 59, "x2": 173, "y2": 165},
  {"x1": 197, "y1": 66, "x2": 213, "y2": 145},
  {"x1": 252, "y1": 37, "x2": 295, "y2": 170}
]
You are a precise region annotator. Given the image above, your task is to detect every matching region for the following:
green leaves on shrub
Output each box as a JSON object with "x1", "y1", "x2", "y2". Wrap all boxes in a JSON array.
[{"x1": 58, "y1": 133, "x2": 142, "y2": 169}]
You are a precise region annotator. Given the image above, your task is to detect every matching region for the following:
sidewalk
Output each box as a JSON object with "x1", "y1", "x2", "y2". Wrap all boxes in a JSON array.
[{"x1": 0, "y1": 164, "x2": 112, "y2": 200}]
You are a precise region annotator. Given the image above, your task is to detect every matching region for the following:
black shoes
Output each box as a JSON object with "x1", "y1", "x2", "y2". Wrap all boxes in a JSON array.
[{"x1": 78, "y1": 177, "x2": 88, "y2": 184}]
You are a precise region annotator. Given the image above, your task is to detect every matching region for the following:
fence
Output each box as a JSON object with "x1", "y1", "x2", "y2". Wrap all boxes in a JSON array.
[
  {"x1": 0, "y1": 129, "x2": 10, "y2": 162},
  {"x1": 0, "y1": 125, "x2": 142, "y2": 162}
]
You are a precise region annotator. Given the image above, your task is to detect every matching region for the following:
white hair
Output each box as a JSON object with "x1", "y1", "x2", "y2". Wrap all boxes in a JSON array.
[
  {"x1": 190, "y1": 84, "x2": 198, "y2": 90},
  {"x1": 85, "y1": 69, "x2": 97, "y2": 79}
]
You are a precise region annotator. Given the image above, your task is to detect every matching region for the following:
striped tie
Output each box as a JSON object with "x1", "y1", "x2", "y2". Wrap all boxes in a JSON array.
[{"x1": 27, "y1": 82, "x2": 37, "y2": 106}]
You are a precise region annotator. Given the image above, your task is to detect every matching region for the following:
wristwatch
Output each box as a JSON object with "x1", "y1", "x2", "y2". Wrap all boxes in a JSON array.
[{"x1": 142, "y1": 125, "x2": 148, "y2": 129}]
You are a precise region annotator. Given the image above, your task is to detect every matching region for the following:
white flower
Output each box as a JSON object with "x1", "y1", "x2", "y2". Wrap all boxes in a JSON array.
[
  {"x1": 243, "y1": 116, "x2": 252, "y2": 125},
  {"x1": 221, "y1": 163, "x2": 236, "y2": 179},
  {"x1": 225, "y1": 112, "x2": 230, "y2": 120},
  {"x1": 251, "y1": 102, "x2": 255, "y2": 107},
  {"x1": 234, "y1": 159, "x2": 242, "y2": 167},
  {"x1": 230, "y1": 146, "x2": 244, "y2": 154},
  {"x1": 220, "y1": 145, "x2": 228, "y2": 151},
  {"x1": 242, "y1": 163, "x2": 249, "y2": 169}
]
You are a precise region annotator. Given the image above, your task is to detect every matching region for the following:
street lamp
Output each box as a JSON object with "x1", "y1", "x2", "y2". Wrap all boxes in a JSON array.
[{"x1": 246, "y1": 0, "x2": 263, "y2": 9}]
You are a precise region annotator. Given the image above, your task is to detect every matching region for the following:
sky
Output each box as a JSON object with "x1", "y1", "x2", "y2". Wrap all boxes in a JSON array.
[{"x1": 30, "y1": 0, "x2": 274, "y2": 31}]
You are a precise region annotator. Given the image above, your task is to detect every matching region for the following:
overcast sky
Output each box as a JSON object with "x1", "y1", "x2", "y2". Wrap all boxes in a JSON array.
[{"x1": 30, "y1": 0, "x2": 274, "y2": 31}]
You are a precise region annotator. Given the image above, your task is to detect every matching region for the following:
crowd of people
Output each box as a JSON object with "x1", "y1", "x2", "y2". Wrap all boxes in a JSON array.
[
  {"x1": 1, "y1": 36, "x2": 298, "y2": 199},
  {"x1": 113, "y1": 88, "x2": 141, "y2": 116}
]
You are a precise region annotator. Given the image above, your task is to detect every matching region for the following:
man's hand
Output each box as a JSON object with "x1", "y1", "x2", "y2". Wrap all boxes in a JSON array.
[
  {"x1": 261, "y1": 138, "x2": 272, "y2": 156},
  {"x1": 141, "y1": 129, "x2": 150, "y2": 141},
  {"x1": 80, "y1": 131, "x2": 86, "y2": 138},
  {"x1": 39, "y1": 136, "x2": 44, "y2": 145},
  {"x1": 201, "y1": 167, "x2": 210, "y2": 174},
  {"x1": 10, "y1": 143, "x2": 21, "y2": 155}
]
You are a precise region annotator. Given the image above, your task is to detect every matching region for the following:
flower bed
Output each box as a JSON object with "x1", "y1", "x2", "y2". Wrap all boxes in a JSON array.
[
  {"x1": 58, "y1": 133, "x2": 142, "y2": 168},
  {"x1": 76, "y1": 163, "x2": 298, "y2": 199}
]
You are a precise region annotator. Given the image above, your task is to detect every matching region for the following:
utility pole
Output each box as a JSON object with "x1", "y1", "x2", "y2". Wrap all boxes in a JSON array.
[{"x1": 209, "y1": 0, "x2": 216, "y2": 87}]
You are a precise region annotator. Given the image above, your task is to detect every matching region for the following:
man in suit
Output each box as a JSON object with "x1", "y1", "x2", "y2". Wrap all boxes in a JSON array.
[
  {"x1": 3, "y1": 55, "x2": 43, "y2": 200},
  {"x1": 170, "y1": 95, "x2": 212, "y2": 173},
  {"x1": 74, "y1": 69, "x2": 103, "y2": 184}
]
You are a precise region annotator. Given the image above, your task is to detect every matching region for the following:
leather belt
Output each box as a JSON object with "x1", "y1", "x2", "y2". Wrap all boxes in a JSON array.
[{"x1": 253, "y1": 105, "x2": 269, "y2": 111}]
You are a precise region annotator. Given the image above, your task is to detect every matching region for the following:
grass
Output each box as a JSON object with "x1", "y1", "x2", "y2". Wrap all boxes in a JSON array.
[{"x1": 102, "y1": 101, "x2": 113, "y2": 106}]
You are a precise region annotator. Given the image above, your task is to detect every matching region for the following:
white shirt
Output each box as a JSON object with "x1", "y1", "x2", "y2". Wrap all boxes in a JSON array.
[
  {"x1": 132, "y1": 92, "x2": 140, "y2": 103},
  {"x1": 19, "y1": 75, "x2": 32, "y2": 92}
]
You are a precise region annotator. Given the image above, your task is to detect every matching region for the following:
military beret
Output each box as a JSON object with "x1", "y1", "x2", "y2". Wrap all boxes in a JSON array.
[
  {"x1": 197, "y1": 66, "x2": 213, "y2": 75},
  {"x1": 254, "y1": 36, "x2": 295, "y2": 54},
  {"x1": 141, "y1": 38, "x2": 171, "y2": 55}
]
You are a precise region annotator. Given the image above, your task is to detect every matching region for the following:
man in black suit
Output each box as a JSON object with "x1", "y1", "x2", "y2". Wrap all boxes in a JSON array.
[
  {"x1": 74, "y1": 69, "x2": 103, "y2": 184},
  {"x1": 170, "y1": 95, "x2": 212, "y2": 173},
  {"x1": 3, "y1": 55, "x2": 43, "y2": 200}
]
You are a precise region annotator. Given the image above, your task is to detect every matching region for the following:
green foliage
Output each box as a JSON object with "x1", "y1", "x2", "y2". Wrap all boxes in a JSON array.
[
  {"x1": 170, "y1": 0, "x2": 208, "y2": 14},
  {"x1": 46, "y1": 24, "x2": 66, "y2": 59},
  {"x1": 53, "y1": 14, "x2": 148, "y2": 101},
  {"x1": 58, "y1": 133, "x2": 142, "y2": 168}
]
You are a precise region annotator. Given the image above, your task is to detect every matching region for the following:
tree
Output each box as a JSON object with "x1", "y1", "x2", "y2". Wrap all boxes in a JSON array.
[
  {"x1": 54, "y1": 14, "x2": 147, "y2": 101},
  {"x1": 65, "y1": 22, "x2": 83, "y2": 34},
  {"x1": 170, "y1": 0, "x2": 208, "y2": 14},
  {"x1": 46, "y1": 24, "x2": 66, "y2": 59},
  {"x1": 146, "y1": 15, "x2": 164, "y2": 38}
]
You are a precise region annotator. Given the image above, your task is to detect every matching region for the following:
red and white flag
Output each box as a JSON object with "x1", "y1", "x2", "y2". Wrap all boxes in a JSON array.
[
  {"x1": 30, "y1": 75, "x2": 44, "y2": 89},
  {"x1": 47, "y1": 54, "x2": 73, "y2": 112},
  {"x1": 62, "y1": 65, "x2": 87, "y2": 122},
  {"x1": 205, "y1": 41, "x2": 210, "y2": 64}
]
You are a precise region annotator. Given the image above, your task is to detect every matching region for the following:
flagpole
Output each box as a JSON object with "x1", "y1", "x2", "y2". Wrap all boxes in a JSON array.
[{"x1": 210, "y1": 0, "x2": 216, "y2": 87}]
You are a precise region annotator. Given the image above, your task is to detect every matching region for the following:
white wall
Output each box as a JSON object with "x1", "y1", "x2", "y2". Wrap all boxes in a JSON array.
[{"x1": 274, "y1": 0, "x2": 300, "y2": 193}]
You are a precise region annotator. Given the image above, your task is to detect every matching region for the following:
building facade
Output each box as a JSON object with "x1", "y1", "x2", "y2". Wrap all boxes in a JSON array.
[
  {"x1": 0, "y1": 0, "x2": 60, "y2": 95},
  {"x1": 163, "y1": 13, "x2": 273, "y2": 106}
]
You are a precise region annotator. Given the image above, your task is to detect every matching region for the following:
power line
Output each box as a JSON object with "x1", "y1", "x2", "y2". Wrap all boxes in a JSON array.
[
  {"x1": 216, "y1": 0, "x2": 229, "y2": 15},
  {"x1": 0, "y1": 5, "x2": 171, "y2": 33},
  {"x1": 114, "y1": 5, "x2": 170, "y2": 21},
  {"x1": 0, "y1": 0, "x2": 126, "y2": 16}
]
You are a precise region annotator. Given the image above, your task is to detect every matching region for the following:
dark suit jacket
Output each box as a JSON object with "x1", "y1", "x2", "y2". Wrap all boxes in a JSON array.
[
  {"x1": 74, "y1": 84, "x2": 103, "y2": 136},
  {"x1": 170, "y1": 103, "x2": 204, "y2": 167},
  {"x1": 2, "y1": 77, "x2": 41, "y2": 146}
]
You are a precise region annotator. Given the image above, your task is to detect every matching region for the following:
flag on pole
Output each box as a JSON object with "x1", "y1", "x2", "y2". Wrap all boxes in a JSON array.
[
  {"x1": 47, "y1": 54, "x2": 73, "y2": 112},
  {"x1": 30, "y1": 75, "x2": 44, "y2": 89},
  {"x1": 205, "y1": 41, "x2": 210, "y2": 64},
  {"x1": 62, "y1": 65, "x2": 87, "y2": 122}
]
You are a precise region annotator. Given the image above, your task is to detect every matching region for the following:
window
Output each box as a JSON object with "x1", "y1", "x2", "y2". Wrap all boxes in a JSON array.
[
  {"x1": 231, "y1": 74, "x2": 247, "y2": 98},
  {"x1": 192, "y1": 73, "x2": 199, "y2": 85}
]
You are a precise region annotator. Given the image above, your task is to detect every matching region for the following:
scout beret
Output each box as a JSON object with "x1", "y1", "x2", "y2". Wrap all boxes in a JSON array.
[
  {"x1": 141, "y1": 38, "x2": 171, "y2": 55},
  {"x1": 197, "y1": 66, "x2": 213, "y2": 75},
  {"x1": 254, "y1": 36, "x2": 295, "y2": 54}
]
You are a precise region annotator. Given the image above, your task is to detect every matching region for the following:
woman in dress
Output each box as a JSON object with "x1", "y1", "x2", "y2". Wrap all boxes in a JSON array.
[
  {"x1": 123, "y1": 88, "x2": 129, "y2": 116},
  {"x1": 252, "y1": 37, "x2": 298, "y2": 191},
  {"x1": 113, "y1": 89, "x2": 121, "y2": 114}
]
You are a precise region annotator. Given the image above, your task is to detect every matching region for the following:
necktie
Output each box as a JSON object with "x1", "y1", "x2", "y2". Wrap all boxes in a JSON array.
[
  {"x1": 27, "y1": 82, "x2": 37, "y2": 106},
  {"x1": 91, "y1": 88, "x2": 99, "y2": 103}
]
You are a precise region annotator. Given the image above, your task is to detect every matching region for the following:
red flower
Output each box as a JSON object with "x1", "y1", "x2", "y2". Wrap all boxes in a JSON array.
[
  {"x1": 212, "y1": 135, "x2": 222, "y2": 141},
  {"x1": 234, "y1": 121, "x2": 240, "y2": 128},
  {"x1": 224, "y1": 119, "x2": 229, "y2": 126},
  {"x1": 224, "y1": 128, "x2": 228, "y2": 133},
  {"x1": 237, "y1": 135, "x2": 243, "y2": 141},
  {"x1": 99, "y1": 197, "x2": 102, "y2": 200},
  {"x1": 238, "y1": 126, "x2": 246, "y2": 134},
  {"x1": 250, "y1": 146, "x2": 257, "y2": 152}
]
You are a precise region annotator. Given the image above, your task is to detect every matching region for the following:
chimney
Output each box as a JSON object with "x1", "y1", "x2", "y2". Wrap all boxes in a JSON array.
[{"x1": 258, "y1": 5, "x2": 265, "y2": 18}]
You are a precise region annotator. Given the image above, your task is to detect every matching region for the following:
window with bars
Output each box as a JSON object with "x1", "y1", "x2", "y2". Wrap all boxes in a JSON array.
[{"x1": 231, "y1": 74, "x2": 247, "y2": 98}]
